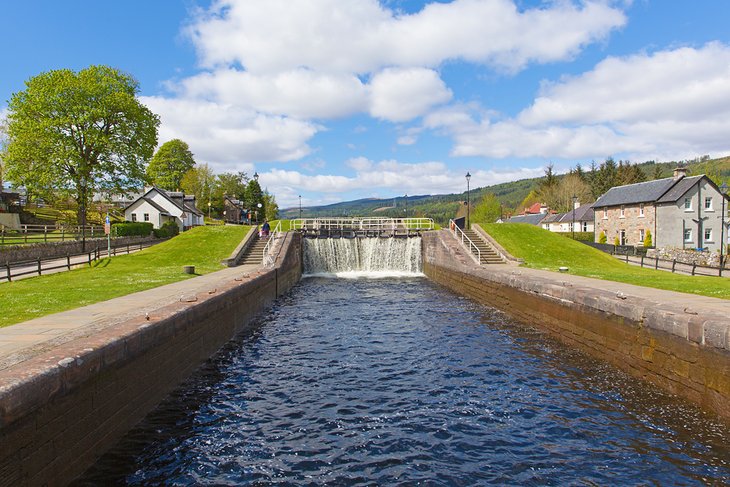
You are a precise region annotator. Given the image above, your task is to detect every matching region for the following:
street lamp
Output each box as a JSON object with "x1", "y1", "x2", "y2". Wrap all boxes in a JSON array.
[
  {"x1": 299, "y1": 195, "x2": 302, "y2": 219},
  {"x1": 253, "y1": 171, "x2": 259, "y2": 181},
  {"x1": 572, "y1": 194, "x2": 578, "y2": 240},
  {"x1": 721, "y1": 182, "x2": 728, "y2": 273},
  {"x1": 465, "y1": 172, "x2": 471, "y2": 229},
  {"x1": 208, "y1": 201, "x2": 211, "y2": 219},
  {"x1": 404, "y1": 194, "x2": 408, "y2": 219}
]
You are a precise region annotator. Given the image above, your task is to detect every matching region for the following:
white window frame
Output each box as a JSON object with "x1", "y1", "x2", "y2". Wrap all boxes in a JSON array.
[
  {"x1": 131, "y1": 213, "x2": 137, "y2": 222},
  {"x1": 639, "y1": 203, "x2": 644, "y2": 217},
  {"x1": 684, "y1": 228, "x2": 692, "y2": 242},
  {"x1": 603, "y1": 208, "x2": 608, "y2": 219},
  {"x1": 582, "y1": 221, "x2": 588, "y2": 232},
  {"x1": 704, "y1": 227, "x2": 713, "y2": 242},
  {"x1": 143, "y1": 213, "x2": 150, "y2": 222},
  {"x1": 704, "y1": 196, "x2": 713, "y2": 211},
  {"x1": 639, "y1": 229, "x2": 645, "y2": 242},
  {"x1": 684, "y1": 197, "x2": 692, "y2": 211},
  {"x1": 619, "y1": 205, "x2": 625, "y2": 218}
]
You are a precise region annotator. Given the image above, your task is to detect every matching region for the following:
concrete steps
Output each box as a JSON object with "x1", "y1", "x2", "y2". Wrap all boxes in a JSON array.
[
  {"x1": 463, "y1": 229, "x2": 503, "y2": 265},
  {"x1": 239, "y1": 234, "x2": 267, "y2": 266}
]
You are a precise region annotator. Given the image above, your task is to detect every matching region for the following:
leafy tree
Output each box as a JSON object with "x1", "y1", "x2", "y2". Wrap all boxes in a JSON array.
[
  {"x1": 471, "y1": 193, "x2": 502, "y2": 224},
  {"x1": 245, "y1": 178, "x2": 265, "y2": 220},
  {"x1": 2, "y1": 65, "x2": 159, "y2": 247},
  {"x1": 214, "y1": 171, "x2": 248, "y2": 203},
  {"x1": 181, "y1": 163, "x2": 215, "y2": 210},
  {"x1": 146, "y1": 139, "x2": 195, "y2": 190},
  {"x1": 263, "y1": 191, "x2": 279, "y2": 221}
]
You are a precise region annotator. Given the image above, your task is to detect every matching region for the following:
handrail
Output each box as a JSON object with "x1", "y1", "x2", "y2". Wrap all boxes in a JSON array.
[
  {"x1": 291, "y1": 217, "x2": 435, "y2": 231},
  {"x1": 449, "y1": 219, "x2": 481, "y2": 264},
  {"x1": 262, "y1": 220, "x2": 283, "y2": 267}
]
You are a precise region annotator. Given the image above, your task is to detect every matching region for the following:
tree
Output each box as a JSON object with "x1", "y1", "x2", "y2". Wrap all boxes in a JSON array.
[
  {"x1": 617, "y1": 160, "x2": 646, "y2": 185},
  {"x1": 598, "y1": 231, "x2": 607, "y2": 244},
  {"x1": 590, "y1": 157, "x2": 618, "y2": 198},
  {"x1": 644, "y1": 230, "x2": 653, "y2": 248},
  {"x1": 263, "y1": 191, "x2": 279, "y2": 221},
  {"x1": 181, "y1": 163, "x2": 215, "y2": 212},
  {"x1": 2, "y1": 65, "x2": 159, "y2": 248},
  {"x1": 146, "y1": 139, "x2": 195, "y2": 190},
  {"x1": 471, "y1": 193, "x2": 502, "y2": 224},
  {"x1": 214, "y1": 171, "x2": 248, "y2": 203},
  {"x1": 245, "y1": 178, "x2": 264, "y2": 221}
]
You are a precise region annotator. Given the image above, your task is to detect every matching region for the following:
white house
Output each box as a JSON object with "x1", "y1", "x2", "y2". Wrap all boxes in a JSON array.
[{"x1": 124, "y1": 187, "x2": 204, "y2": 231}]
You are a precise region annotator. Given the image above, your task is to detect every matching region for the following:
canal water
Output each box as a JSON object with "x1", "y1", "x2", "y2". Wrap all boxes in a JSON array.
[{"x1": 77, "y1": 276, "x2": 730, "y2": 485}]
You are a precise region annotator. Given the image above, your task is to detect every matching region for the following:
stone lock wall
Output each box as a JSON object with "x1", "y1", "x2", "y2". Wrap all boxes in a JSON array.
[
  {"x1": 423, "y1": 230, "x2": 730, "y2": 420},
  {"x1": 0, "y1": 232, "x2": 302, "y2": 487}
]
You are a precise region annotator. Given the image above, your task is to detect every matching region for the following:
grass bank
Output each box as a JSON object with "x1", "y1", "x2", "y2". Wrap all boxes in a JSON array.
[
  {"x1": 481, "y1": 223, "x2": 730, "y2": 300},
  {"x1": 0, "y1": 225, "x2": 250, "y2": 327}
]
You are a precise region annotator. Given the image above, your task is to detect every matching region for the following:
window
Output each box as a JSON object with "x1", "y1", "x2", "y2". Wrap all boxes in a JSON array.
[
  {"x1": 684, "y1": 198, "x2": 692, "y2": 211},
  {"x1": 639, "y1": 229, "x2": 645, "y2": 242},
  {"x1": 620, "y1": 205, "x2": 625, "y2": 218},
  {"x1": 639, "y1": 203, "x2": 644, "y2": 217},
  {"x1": 582, "y1": 221, "x2": 588, "y2": 232},
  {"x1": 620, "y1": 229, "x2": 626, "y2": 246},
  {"x1": 603, "y1": 208, "x2": 608, "y2": 219},
  {"x1": 705, "y1": 196, "x2": 713, "y2": 210},
  {"x1": 705, "y1": 228, "x2": 713, "y2": 242},
  {"x1": 684, "y1": 229, "x2": 692, "y2": 242},
  {"x1": 131, "y1": 213, "x2": 137, "y2": 222},
  {"x1": 143, "y1": 213, "x2": 150, "y2": 222}
]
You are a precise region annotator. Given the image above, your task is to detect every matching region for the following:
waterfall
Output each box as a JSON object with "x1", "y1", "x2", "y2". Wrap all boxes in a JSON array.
[{"x1": 303, "y1": 237, "x2": 423, "y2": 277}]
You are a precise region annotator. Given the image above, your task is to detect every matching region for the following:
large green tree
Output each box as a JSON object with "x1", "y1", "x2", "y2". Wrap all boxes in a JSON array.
[
  {"x1": 146, "y1": 139, "x2": 196, "y2": 190},
  {"x1": 2, "y1": 65, "x2": 159, "y2": 244},
  {"x1": 181, "y1": 163, "x2": 216, "y2": 213},
  {"x1": 471, "y1": 193, "x2": 502, "y2": 224}
]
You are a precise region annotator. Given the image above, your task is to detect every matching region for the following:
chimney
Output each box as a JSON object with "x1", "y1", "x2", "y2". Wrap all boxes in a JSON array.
[
  {"x1": 673, "y1": 166, "x2": 687, "y2": 180},
  {"x1": 573, "y1": 200, "x2": 580, "y2": 210}
]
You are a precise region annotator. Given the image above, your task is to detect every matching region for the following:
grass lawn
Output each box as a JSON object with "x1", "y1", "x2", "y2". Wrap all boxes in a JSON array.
[
  {"x1": 0, "y1": 225, "x2": 250, "y2": 327},
  {"x1": 481, "y1": 223, "x2": 730, "y2": 300}
]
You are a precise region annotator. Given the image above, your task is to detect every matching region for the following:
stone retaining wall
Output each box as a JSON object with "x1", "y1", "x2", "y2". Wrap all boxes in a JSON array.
[
  {"x1": 647, "y1": 247, "x2": 724, "y2": 267},
  {"x1": 423, "y1": 230, "x2": 730, "y2": 419},
  {"x1": 0, "y1": 232, "x2": 302, "y2": 486},
  {"x1": 0, "y1": 236, "x2": 157, "y2": 263}
]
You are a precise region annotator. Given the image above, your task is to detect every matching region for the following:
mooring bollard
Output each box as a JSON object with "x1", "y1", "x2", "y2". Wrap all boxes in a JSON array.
[{"x1": 183, "y1": 265, "x2": 195, "y2": 274}]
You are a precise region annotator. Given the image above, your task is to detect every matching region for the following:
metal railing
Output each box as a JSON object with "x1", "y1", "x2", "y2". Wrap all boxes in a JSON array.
[
  {"x1": 262, "y1": 220, "x2": 283, "y2": 267},
  {"x1": 449, "y1": 219, "x2": 481, "y2": 264},
  {"x1": 291, "y1": 217, "x2": 435, "y2": 231}
]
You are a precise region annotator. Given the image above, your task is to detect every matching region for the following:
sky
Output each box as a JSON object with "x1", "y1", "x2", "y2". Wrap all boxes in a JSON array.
[{"x1": 2, "y1": 0, "x2": 730, "y2": 209}]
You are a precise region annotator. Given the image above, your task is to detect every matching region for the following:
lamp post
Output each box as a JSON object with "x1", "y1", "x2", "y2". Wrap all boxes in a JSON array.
[
  {"x1": 572, "y1": 194, "x2": 578, "y2": 240},
  {"x1": 404, "y1": 194, "x2": 408, "y2": 219},
  {"x1": 207, "y1": 201, "x2": 211, "y2": 219},
  {"x1": 465, "y1": 172, "x2": 471, "y2": 229},
  {"x1": 299, "y1": 195, "x2": 302, "y2": 219},
  {"x1": 721, "y1": 182, "x2": 728, "y2": 274},
  {"x1": 253, "y1": 171, "x2": 259, "y2": 181}
]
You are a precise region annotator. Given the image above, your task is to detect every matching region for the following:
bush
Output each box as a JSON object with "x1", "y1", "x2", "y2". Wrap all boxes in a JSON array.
[
  {"x1": 643, "y1": 230, "x2": 653, "y2": 248},
  {"x1": 598, "y1": 231, "x2": 607, "y2": 244},
  {"x1": 613, "y1": 236, "x2": 620, "y2": 246},
  {"x1": 112, "y1": 221, "x2": 153, "y2": 237},
  {"x1": 153, "y1": 220, "x2": 180, "y2": 238}
]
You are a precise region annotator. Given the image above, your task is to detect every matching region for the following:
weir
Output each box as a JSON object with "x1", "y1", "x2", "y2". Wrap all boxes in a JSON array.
[{"x1": 303, "y1": 236, "x2": 422, "y2": 275}]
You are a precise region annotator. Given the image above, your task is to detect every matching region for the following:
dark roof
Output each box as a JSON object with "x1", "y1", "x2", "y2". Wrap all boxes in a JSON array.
[
  {"x1": 656, "y1": 175, "x2": 703, "y2": 203},
  {"x1": 592, "y1": 177, "x2": 677, "y2": 207},
  {"x1": 507, "y1": 213, "x2": 546, "y2": 225},
  {"x1": 560, "y1": 204, "x2": 594, "y2": 223},
  {"x1": 541, "y1": 213, "x2": 561, "y2": 224},
  {"x1": 183, "y1": 203, "x2": 203, "y2": 216}
]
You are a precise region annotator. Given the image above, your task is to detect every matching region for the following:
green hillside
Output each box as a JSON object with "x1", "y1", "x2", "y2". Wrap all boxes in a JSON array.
[{"x1": 281, "y1": 155, "x2": 730, "y2": 225}]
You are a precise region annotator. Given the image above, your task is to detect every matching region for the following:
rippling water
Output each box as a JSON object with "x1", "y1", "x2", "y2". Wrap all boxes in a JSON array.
[{"x1": 76, "y1": 277, "x2": 730, "y2": 485}]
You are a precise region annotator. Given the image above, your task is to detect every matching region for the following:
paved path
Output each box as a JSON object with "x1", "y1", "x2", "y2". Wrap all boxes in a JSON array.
[{"x1": 0, "y1": 263, "x2": 263, "y2": 371}]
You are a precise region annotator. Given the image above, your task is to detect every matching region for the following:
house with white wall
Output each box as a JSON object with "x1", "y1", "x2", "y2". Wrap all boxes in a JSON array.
[{"x1": 124, "y1": 187, "x2": 204, "y2": 231}]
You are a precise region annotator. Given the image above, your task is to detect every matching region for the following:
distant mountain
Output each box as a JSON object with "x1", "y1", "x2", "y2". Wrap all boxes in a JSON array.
[{"x1": 281, "y1": 156, "x2": 730, "y2": 226}]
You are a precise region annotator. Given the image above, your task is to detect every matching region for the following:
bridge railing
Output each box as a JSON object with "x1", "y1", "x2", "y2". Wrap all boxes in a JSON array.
[
  {"x1": 263, "y1": 220, "x2": 283, "y2": 267},
  {"x1": 449, "y1": 219, "x2": 481, "y2": 264},
  {"x1": 291, "y1": 217, "x2": 434, "y2": 231}
]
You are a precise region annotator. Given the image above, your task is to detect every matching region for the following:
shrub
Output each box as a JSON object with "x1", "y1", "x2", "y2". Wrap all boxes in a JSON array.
[
  {"x1": 112, "y1": 221, "x2": 153, "y2": 237},
  {"x1": 613, "y1": 236, "x2": 620, "y2": 246},
  {"x1": 598, "y1": 231, "x2": 607, "y2": 244},
  {"x1": 643, "y1": 230, "x2": 653, "y2": 248},
  {"x1": 153, "y1": 220, "x2": 180, "y2": 238}
]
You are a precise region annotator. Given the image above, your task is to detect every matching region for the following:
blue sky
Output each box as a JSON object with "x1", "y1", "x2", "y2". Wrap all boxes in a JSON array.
[{"x1": 2, "y1": 1, "x2": 730, "y2": 209}]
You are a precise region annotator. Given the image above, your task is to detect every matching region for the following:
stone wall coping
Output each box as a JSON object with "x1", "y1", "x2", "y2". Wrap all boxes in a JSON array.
[
  {"x1": 428, "y1": 229, "x2": 730, "y2": 352},
  {"x1": 0, "y1": 233, "x2": 298, "y2": 430},
  {"x1": 221, "y1": 225, "x2": 257, "y2": 267}
]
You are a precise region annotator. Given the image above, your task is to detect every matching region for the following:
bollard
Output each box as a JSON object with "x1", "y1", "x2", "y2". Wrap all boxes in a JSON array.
[{"x1": 183, "y1": 265, "x2": 195, "y2": 274}]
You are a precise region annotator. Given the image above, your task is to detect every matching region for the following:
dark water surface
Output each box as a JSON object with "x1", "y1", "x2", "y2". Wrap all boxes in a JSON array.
[{"x1": 77, "y1": 277, "x2": 730, "y2": 485}]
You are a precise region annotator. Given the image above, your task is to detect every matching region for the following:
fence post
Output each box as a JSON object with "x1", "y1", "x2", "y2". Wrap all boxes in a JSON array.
[
  {"x1": 672, "y1": 260, "x2": 676, "y2": 273},
  {"x1": 67, "y1": 255, "x2": 71, "y2": 270},
  {"x1": 6, "y1": 262, "x2": 11, "y2": 282},
  {"x1": 38, "y1": 258, "x2": 42, "y2": 276},
  {"x1": 640, "y1": 255, "x2": 644, "y2": 268},
  {"x1": 655, "y1": 257, "x2": 659, "y2": 270},
  {"x1": 691, "y1": 263, "x2": 696, "y2": 276},
  {"x1": 88, "y1": 251, "x2": 92, "y2": 266}
]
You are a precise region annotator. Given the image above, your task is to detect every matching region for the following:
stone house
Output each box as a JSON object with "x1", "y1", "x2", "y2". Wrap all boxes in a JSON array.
[
  {"x1": 592, "y1": 168, "x2": 729, "y2": 250},
  {"x1": 223, "y1": 196, "x2": 247, "y2": 224},
  {"x1": 124, "y1": 187, "x2": 204, "y2": 231}
]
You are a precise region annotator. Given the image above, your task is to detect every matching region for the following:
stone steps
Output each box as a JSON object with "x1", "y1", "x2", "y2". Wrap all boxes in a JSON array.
[
  {"x1": 239, "y1": 235, "x2": 268, "y2": 266},
  {"x1": 463, "y1": 229, "x2": 503, "y2": 264}
]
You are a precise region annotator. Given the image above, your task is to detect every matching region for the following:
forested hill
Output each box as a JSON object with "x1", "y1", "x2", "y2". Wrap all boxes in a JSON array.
[{"x1": 280, "y1": 156, "x2": 730, "y2": 225}]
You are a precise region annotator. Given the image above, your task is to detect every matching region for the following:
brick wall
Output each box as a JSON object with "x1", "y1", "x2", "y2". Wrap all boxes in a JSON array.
[
  {"x1": 594, "y1": 204, "x2": 656, "y2": 246},
  {"x1": 0, "y1": 232, "x2": 302, "y2": 486},
  {"x1": 423, "y1": 230, "x2": 730, "y2": 420}
]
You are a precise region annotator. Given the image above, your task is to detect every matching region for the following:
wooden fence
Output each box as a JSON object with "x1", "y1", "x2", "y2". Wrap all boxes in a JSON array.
[{"x1": 0, "y1": 224, "x2": 105, "y2": 245}]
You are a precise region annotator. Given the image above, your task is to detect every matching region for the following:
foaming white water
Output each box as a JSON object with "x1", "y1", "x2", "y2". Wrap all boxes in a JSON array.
[{"x1": 303, "y1": 237, "x2": 422, "y2": 277}]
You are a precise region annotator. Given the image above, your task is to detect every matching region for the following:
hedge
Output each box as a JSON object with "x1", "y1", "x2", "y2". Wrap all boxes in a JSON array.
[
  {"x1": 153, "y1": 220, "x2": 180, "y2": 238},
  {"x1": 112, "y1": 222, "x2": 153, "y2": 237}
]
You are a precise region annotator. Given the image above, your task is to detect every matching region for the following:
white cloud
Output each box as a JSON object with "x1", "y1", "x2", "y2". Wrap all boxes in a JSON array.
[
  {"x1": 187, "y1": 0, "x2": 626, "y2": 74},
  {"x1": 432, "y1": 43, "x2": 730, "y2": 162},
  {"x1": 368, "y1": 68, "x2": 452, "y2": 122},
  {"x1": 139, "y1": 96, "x2": 320, "y2": 171}
]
